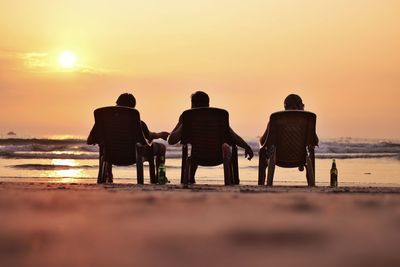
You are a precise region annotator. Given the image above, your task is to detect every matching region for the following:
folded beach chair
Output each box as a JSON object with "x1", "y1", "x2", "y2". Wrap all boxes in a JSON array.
[
  {"x1": 180, "y1": 107, "x2": 239, "y2": 185},
  {"x1": 94, "y1": 106, "x2": 156, "y2": 184},
  {"x1": 258, "y1": 111, "x2": 317, "y2": 186}
]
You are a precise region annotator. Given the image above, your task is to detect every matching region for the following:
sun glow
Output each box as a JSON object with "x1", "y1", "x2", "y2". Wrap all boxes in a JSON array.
[{"x1": 58, "y1": 51, "x2": 77, "y2": 68}]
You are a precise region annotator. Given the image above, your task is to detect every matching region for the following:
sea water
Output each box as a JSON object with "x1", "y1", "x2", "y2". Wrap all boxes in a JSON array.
[{"x1": 0, "y1": 137, "x2": 399, "y2": 186}]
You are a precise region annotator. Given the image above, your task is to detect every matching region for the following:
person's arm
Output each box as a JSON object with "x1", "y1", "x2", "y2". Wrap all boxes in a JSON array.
[
  {"x1": 87, "y1": 124, "x2": 98, "y2": 145},
  {"x1": 168, "y1": 121, "x2": 182, "y2": 145},
  {"x1": 149, "y1": 131, "x2": 170, "y2": 141},
  {"x1": 309, "y1": 133, "x2": 319, "y2": 148},
  {"x1": 259, "y1": 122, "x2": 270, "y2": 147},
  {"x1": 315, "y1": 133, "x2": 319, "y2": 146},
  {"x1": 141, "y1": 121, "x2": 170, "y2": 142},
  {"x1": 229, "y1": 128, "x2": 253, "y2": 160}
]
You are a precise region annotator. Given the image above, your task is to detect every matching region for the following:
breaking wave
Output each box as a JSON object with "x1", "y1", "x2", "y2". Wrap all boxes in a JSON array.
[{"x1": 0, "y1": 137, "x2": 399, "y2": 160}]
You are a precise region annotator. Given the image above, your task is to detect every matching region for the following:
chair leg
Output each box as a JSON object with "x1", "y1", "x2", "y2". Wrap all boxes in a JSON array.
[
  {"x1": 232, "y1": 145, "x2": 239, "y2": 185},
  {"x1": 97, "y1": 146, "x2": 107, "y2": 184},
  {"x1": 105, "y1": 162, "x2": 113, "y2": 183},
  {"x1": 222, "y1": 143, "x2": 233, "y2": 185},
  {"x1": 309, "y1": 147, "x2": 316, "y2": 185},
  {"x1": 136, "y1": 143, "x2": 144, "y2": 184},
  {"x1": 306, "y1": 155, "x2": 315, "y2": 186},
  {"x1": 258, "y1": 147, "x2": 267, "y2": 185},
  {"x1": 181, "y1": 145, "x2": 188, "y2": 184},
  {"x1": 149, "y1": 156, "x2": 156, "y2": 184},
  {"x1": 148, "y1": 144, "x2": 156, "y2": 184},
  {"x1": 189, "y1": 163, "x2": 197, "y2": 184},
  {"x1": 266, "y1": 148, "x2": 276, "y2": 186},
  {"x1": 97, "y1": 154, "x2": 105, "y2": 184},
  {"x1": 183, "y1": 156, "x2": 191, "y2": 185}
]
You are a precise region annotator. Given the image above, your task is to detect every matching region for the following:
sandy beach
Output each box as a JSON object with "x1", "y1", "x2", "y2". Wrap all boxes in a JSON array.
[{"x1": 1, "y1": 182, "x2": 399, "y2": 267}]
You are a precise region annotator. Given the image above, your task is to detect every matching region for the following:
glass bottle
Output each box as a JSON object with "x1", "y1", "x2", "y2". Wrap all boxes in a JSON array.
[{"x1": 330, "y1": 159, "x2": 338, "y2": 187}]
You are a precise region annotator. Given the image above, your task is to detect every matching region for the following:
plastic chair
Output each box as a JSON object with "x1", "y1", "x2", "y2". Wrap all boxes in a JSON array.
[
  {"x1": 93, "y1": 106, "x2": 156, "y2": 184},
  {"x1": 258, "y1": 110, "x2": 317, "y2": 186},
  {"x1": 179, "y1": 107, "x2": 239, "y2": 185}
]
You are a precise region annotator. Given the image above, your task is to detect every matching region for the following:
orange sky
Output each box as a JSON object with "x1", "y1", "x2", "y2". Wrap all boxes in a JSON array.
[{"x1": 0, "y1": 1, "x2": 399, "y2": 139}]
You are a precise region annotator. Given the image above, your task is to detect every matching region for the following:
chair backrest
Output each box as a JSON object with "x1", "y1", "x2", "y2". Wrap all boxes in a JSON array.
[
  {"x1": 181, "y1": 107, "x2": 231, "y2": 166},
  {"x1": 266, "y1": 111, "x2": 317, "y2": 168},
  {"x1": 94, "y1": 106, "x2": 148, "y2": 165}
]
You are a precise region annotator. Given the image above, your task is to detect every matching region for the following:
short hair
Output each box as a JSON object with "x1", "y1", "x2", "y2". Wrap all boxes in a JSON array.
[
  {"x1": 116, "y1": 93, "x2": 136, "y2": 108},
  {"x1": 191, "y1": 91, "x2": 209, "y2": 108},
  {"x1": 284, "y1": 94, "x2": 304, "y2": 110}
]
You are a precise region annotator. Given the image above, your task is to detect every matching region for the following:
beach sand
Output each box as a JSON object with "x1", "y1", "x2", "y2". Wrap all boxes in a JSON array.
[{"x1": 1, "y1": 182, "x2": 400, "y2": 267}]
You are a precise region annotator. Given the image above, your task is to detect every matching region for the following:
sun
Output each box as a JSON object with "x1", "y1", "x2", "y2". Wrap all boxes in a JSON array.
[{"x1": 58, "y1": 51, "x2": 77, "y2": 68}]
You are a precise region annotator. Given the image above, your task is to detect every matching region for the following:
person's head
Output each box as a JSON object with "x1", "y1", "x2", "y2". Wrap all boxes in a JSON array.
[
  {"x1": 116, "y1": 93, "x2": 136, "y2": 108},
  {"x1": 191, "y1": 91, "x2": 209, "y2": 108},
  {"x1": 284, "y1": 94, "x2": 304, "y2": 110}
]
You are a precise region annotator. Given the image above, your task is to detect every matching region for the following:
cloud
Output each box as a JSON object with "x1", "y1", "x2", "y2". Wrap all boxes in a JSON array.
[{"x1": 20, "y1": 52, "x2": 51, "y2": 70}]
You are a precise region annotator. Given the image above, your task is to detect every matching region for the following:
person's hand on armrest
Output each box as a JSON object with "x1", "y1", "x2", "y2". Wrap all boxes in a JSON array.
[
  {"x1": 245, "y1": 146, "x2": 254, "y2": 160},
  {"x1": 87, "y1": 125, "x2": 97, "y2": 145},
  {"x1": 87, "y1": 137, "x2": 96, "y2": 145}
]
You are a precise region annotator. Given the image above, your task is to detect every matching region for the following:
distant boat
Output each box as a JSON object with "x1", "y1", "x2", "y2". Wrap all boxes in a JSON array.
[{"x1": 7, "y1": 131, "x2": 16, "y2": 136}]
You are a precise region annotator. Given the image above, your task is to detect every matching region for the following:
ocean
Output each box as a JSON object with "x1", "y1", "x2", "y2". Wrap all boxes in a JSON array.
[{"x1": 0, "y1": 137, "x2": 399, "y2": 186}]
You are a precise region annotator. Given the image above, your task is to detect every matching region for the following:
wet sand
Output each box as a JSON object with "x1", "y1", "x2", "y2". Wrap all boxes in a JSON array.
[{"x1": 0, "y1": 182, "x2": 400, "y2": 267}]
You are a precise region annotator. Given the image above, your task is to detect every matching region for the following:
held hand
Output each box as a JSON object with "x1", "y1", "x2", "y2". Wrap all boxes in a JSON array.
[
  {"x1": 158, "y1": 131, "x2": 170, "y2": 141},
  {"x1": 245, "y1": 147, "x2": 254, "y2": 160}
]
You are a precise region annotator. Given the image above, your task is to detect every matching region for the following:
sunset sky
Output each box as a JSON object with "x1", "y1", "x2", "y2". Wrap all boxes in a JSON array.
[{"x1": 0, "y1": 0, "x2": 399, "y2": 139}]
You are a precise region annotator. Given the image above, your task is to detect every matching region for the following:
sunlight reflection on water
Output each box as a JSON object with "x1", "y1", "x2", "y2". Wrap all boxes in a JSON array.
[
  {"x1": 52, "y1": 159, "x2": 78, "y2": 166},
  {"x1": 46, "y1": 159, "x2": 89, "y2": 181},
  {"x1": 0, "y1": 157, "x2": 399, "y2": 186}
]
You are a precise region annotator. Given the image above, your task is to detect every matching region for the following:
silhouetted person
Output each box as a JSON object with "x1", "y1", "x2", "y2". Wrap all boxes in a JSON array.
[
  {"x1": 88, "y1": 93, "x2": 169, "y2": 182},
  {"x1": 259, "y1": 93, "x2": 318, "y2": 171},
  {"x1": 168, "y1": 91, "x2": 253, "y2": 182}
]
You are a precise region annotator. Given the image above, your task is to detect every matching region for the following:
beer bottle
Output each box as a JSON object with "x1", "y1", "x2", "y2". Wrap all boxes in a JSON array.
[
  {"x1": 158, "y1": 156, "x2": 166, "y2": 185},
  {"x1": 330, "y1": 159, "x2": 338, "y2": 187}
]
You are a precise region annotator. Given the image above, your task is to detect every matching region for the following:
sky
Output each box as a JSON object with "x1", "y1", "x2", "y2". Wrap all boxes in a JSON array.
[{"x1": 0, "y1": 0, "x2": 399, "y2": 139}]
